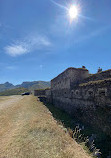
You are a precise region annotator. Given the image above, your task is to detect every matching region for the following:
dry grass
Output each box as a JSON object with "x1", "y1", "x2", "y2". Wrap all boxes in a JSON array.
[
  {"x1": 0, "y1": 95, "x2": 92, "y2": 158},
  {"x1": 79, "y1": 78, "x2": 111, "y2": 87},
  {"x1": 0, "y1": 96, "x2": 11, "y2": 102}
]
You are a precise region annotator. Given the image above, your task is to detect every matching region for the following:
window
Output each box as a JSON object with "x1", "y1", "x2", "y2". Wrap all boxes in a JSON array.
[
  {"x1": 98, "y1": 88, "x2": 107, "y2": 96},
  {"x1": 88, "y1": 90, "x2": 94, "y2": 96},
  {"x1": 75, "y1": 90, "x2": 79, "y2": 95},
  {"x1": 71, "y1": 90, "x2": 74, "y2": 98}
]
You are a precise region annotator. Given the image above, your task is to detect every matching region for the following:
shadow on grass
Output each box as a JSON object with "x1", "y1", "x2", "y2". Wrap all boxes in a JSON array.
[
  {"x1": 38, "y1": 96, "x2": 111, "y2": 158},
  {"x1": 38, "y1": 96, "x2": 78, "y2": 129}
]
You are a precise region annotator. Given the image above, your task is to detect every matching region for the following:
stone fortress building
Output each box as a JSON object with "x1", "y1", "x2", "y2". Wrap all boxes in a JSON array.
[
  {"x1": 48, "y1": 67, "x2": 111, "y2": 111},
  {"x1": 45, "y1": 67, "x2": 111, "y2": 136},
  {"x1": 33, "y1": 67, "x2": 111, "y2": 135},
  {"x1": 51, "y1": 67, "x2": 89, "y2": 111}
]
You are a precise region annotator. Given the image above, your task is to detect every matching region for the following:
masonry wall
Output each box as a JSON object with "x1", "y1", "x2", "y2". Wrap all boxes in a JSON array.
[
  {"x1": 51, "y1": 69, "x2": 111, "y2": 110},
  {"x1": 45, "y1": 89, "x2": 52, "y2": 102},
  {"x1": 52, "y1": 79, "x2": 111, "y2": 109},
  {"x1": 34, "y1": 89, "x2": 45, "y2": 96},
  {"x1": 51, "y1": 67, "x2": 89, "y2": 112},
  {"x1": 51, "y1": 68, "x2": 89, "y2": 91},
  {"x1": 49, "y1": 68, "x2": 111, "y2": 136},
  {"x1": 51, "y1": 80, "x2": 111, "y2": 136}
]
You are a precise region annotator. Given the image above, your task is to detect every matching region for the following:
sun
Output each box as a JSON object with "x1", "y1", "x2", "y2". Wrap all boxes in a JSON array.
[{"x1": 69, "y1": 5, "x2": 78, "y2": 20}]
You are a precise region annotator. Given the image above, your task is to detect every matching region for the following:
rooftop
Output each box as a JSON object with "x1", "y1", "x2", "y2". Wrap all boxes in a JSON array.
[{"x1": 51, "y1": 67, "x2": 89, "y2": 81}]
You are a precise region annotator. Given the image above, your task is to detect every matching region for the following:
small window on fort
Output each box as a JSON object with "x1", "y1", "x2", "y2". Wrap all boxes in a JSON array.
[
  {"x1": 88, "y1": 91, "x2": 94, "y2": 96},
  {"x1": 71, "y1": 90, "x2": 74, "y2": 98},
  {"x1": 98, "y1": 88, "x2": 107, "y2": 96},
  {"x1": 64, "y1": 92, "x2": 66, "y2": 94},
  {"x1": 99, "y1": 90, "x2": 105, "y2": 95},
  {"x1": 75, "y1": 90, "x2": 79, "y2": 95}
]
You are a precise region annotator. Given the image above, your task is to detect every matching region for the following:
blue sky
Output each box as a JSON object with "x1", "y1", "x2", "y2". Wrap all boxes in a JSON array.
[{"x1": 0, "y1": 0, "x2": 111, "y2": 84}]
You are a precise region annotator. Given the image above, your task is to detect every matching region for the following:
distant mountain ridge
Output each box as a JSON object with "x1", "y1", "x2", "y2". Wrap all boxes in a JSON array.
[
  {"x1": 0, "y1": 82, "x2": 15, "y2": 92},
  {"x1": 0, "y1": 81, "x2": 50, "y2": 92}
]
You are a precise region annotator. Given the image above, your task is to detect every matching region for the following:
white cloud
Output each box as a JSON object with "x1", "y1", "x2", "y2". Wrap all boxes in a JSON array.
[
  {"x1": 4, "y1": 34, "x2": 51, "y2": 57},
  {"x1": 5, "y1": 45, "x2": 28, "y2": 57},
  {"x1": 38, "y1": 37, "x2": 51, "y2": 46}
]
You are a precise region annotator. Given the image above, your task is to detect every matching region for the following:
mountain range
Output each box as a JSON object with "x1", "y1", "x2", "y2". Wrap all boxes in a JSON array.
[{"x1": 0, "y1": 81, "x2": 50, "y2": 92}]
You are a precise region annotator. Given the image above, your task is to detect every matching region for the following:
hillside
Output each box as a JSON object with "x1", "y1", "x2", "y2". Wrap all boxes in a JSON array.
[
  {"x1": 0, "y1": 87, "x2": 29, "y2": 96},
  {"x1": 0, "y1": 82, "x2": 15, "y2": 92},
  {"x1": 16, "y1": 81, "x2": 50, "y2": 90},
  {"x1": 0, "y1": 81, "x2": 50, "y2": 92}
]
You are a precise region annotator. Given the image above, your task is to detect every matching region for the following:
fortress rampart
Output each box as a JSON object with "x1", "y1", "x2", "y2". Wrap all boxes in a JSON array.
[
  {"x1": 50, "y1": 68, "x2": 111, "y2": 109},
  {"x1": 51, "y1": 68, "x2": 111, "y2": 108},
  {"x1": 45, "y1": 67, "x2": 111, "y2": 136}
]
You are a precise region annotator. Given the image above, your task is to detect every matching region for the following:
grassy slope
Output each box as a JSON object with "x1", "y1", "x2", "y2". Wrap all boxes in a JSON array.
[
  {"x1": 0, "y1": 87, "x2": 29, "y2": 96},
  {"x1": 0, "y1": 95, "x2": 91, "y2": 158}
]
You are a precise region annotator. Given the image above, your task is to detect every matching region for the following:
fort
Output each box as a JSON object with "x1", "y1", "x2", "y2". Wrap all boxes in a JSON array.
[
  {"x1": 47, "y1": 67, "x2": 111, "y2": 109},
  {"x1": 35, "y1": 67, "x2": 111, "y2": 136}
]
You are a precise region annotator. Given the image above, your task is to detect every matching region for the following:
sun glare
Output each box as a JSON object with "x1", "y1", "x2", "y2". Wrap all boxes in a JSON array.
[{"x1": 69, "y1": 5, "x2": 78, "y2": 20}]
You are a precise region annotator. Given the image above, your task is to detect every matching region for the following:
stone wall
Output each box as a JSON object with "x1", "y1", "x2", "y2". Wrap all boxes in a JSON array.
[
  {"x1": 51, "y1": 68, "x2": 111, "y2": 110},
  {"x1": 52, "y1": 79, "x2": 111, "y2": 110},
  {"x1": 51, "y1": 79, "x2": 111, "y2": 136},
  {"x1": 78, "y1": 79, "x2": 111, "y2": 107},
  {"x1": 48, "y1": 67, "x2": 111, "y2": 136},
  {"x1": 51, "y1": 67, "x2": 89, "y2": 90},
  {"x1": 45, "y1": 89, "x2": 52, "y2": 102},
  {"x1": 34, "y1": 89, "x2": 45, "y2": 96}
]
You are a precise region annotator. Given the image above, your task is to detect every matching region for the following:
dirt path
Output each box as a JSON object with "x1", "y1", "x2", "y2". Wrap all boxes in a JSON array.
[
  {"x1": 0, "y1": 95, "x2": 92, "y2": 158},
  {"x1": 0, "y1": 96, "x2": 23, "y2": 110}
]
